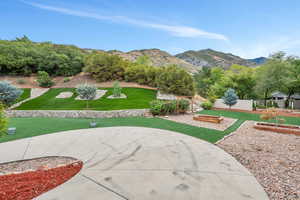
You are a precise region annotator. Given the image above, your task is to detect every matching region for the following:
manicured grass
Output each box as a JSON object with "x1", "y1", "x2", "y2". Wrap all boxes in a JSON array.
[
  {"x1": 199, "y1": 110, "x2": 300, "y2": 125},
  {"x1": 15, "y1": 88, "x2": 156, "y2": 110},
  {"x1": 15, "y1": 88, "x2": 31, "y2": 103},
  {"x1": 2, "y1": 117, "x2": 228, "y2": 144}
]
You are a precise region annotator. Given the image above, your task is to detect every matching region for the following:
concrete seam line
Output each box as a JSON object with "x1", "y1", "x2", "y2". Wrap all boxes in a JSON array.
[
  {"x1": 22, "y1": 139, "x2": 32, "y2": 159},
  {"x1": 81, "y1": 174, "x2": 129, "y2": 200}
]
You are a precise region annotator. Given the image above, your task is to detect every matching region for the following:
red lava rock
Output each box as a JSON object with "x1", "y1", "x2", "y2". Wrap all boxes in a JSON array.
[{"x1": 0, "y1": 157, "x2": 83, "y2": 200}]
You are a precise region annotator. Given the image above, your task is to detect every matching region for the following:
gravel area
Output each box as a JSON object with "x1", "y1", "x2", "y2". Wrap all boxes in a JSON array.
[
  {"x1": 75, "y1": 89, "x2": 107, "y2": 100},
  {"x1": 217, "y1": 121, "x2": 300, "y2": 200},
  {"x1": 56, "y1": 92, "x2": 73, "y2": 98},
  {"x1": 0, "y1": 156, "x2": 79, "y2": 175},
  {"x1": 107, "y1": 93, "x2": 127, "y2": 99},
  {"x1": 160, "y1": 114, "x2": 237, "y2": 131}
]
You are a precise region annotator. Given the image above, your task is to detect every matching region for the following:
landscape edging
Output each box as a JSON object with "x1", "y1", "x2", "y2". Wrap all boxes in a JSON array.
[{"x1": 6, "y1": 109, "x2": 149, "y2": 118}]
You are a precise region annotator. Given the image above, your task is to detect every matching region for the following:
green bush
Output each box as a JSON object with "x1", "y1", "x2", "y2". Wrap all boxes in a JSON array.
[
  {"x1": 76, "y1": 84, "x2": 97, "y2": 108},
  {"x1": 150, "y1": 99, "x2": 190, "y2": 115},
  {"x1": 201, "y1": 100, "x2": 213, "y2": 110},
  {"x1": 177, "y1": 99, "x2": 190, "y2": 112},
  {"x1": 156, "y1": 65, "x2": 195, "y2": 96},
  {"x1": 150, "y1": 100, "x2": 165, "y2": 116},
  {"x1": 113, "y1": 81, "x2": 122, "y2": 97},
  {"x1": 0, "y1": 103, "x2": 8, "y2": 137},
  {"x1": 84, "y1": 52, "x2": 128, "y2": 82},
  {"x1": 37, "y1": 71, "x2": 54, "y2": 88}
]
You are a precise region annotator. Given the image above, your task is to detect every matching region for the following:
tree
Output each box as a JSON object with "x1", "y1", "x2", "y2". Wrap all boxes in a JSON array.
[
  {"x1": 37, "y1": 71, "x2": 54, "y2": 88},
  {"x1": 113, "y1": 81, "x2": 122, "y2": 97},
  {"x1": 0, "y1": 103, "x2": 8, "y2": 137},
  {"x1": 0, "y1": 81, "x2": 23, "y2": 106},
  {"x1": 255, "y1": 52, "x2": 289, "y2": 106},
  {"x1": 76, "y1": 84, "x2": 97, "y2": 109},
  {"x1": 222, "y1": 88, "x2": 238, "y2": 109},
  {"x1": 156, "y1": 65, "x2": 195, "y2": 96},
  {"x1": 84, "y1": 52, "x2": 128, "y2": 82}
]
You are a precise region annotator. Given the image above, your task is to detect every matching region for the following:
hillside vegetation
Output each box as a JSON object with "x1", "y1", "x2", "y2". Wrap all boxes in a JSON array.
[{"x1": 176, "y1": 49, "x2": 267, "y2": 69}]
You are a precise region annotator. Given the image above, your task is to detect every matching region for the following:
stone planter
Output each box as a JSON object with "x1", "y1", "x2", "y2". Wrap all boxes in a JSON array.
[
  {"x1": 253, "y1": 122, "x2": 300, "y2": 136},
  {"x1": 193, "y1": 114, "x2": 223, "y2": 124}
]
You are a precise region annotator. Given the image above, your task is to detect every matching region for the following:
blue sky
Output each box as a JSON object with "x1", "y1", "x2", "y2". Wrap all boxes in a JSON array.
[{"x1": 2, "y1": 0, "x2": 300, "y2": 58}]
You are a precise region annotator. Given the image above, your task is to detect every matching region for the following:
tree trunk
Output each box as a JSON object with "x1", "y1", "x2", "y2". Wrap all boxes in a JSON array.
[{"x1": 264, "y1": 89, "x2": 269, "y2": 107}]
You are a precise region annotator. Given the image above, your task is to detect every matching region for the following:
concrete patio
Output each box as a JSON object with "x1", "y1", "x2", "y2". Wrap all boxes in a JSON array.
[{"x1": 0, "y1": 127, "x2": 269, "y2": 200}]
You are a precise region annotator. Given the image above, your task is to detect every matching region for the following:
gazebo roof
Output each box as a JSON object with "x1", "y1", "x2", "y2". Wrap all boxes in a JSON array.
[{"x1": 271, "y1": 91, "x2": 287, "y2": 98}]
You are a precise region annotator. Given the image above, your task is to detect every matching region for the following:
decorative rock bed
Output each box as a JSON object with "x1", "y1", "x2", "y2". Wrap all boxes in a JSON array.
[
  {"x1": 107, "y1": 93, "x2": 127, "y2": 99},
  {"x1": 75, "y1": 90, "x2": 107, "y2": 100},
  {"x1": 55, "y1": 92, "x2": 73, "y2": 99},
  {"x1": 253, "y1": 122, "x2": 300, "y2": 136},
  {"x1": 193, "y1": 114, "x2": 224, "y2": 124},
  {"x1": 0, "y1": 156, "x2": 82, "y2": 200}
]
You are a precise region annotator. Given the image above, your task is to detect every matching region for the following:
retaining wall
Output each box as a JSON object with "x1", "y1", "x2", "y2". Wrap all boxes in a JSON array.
[
  {"x1": 214, "y1": 99, "x2": 253, "y2": 111},
  {"x1": 6, "y1": 109, "x2": 149, "y2": 118}
]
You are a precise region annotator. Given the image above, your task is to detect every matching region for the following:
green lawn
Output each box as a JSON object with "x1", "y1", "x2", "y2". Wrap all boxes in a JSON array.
[
  {"x1": 199, "y1": 109, "x2": 300, "y2": 125},
  {"x1": 15, "y1": 88, "x2": 156, "y2": 110},
  {"x1": 2, "y1": 117, "x2": 228, "y2": 144},
  {"x1": 14, "y1": 88, "x2": 31, "y2": 103}
]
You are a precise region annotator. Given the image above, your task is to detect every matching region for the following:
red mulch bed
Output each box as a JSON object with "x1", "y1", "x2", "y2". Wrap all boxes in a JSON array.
[
  {"x1": 213, "y1": 108, "x2": 300, "y2": 118},
  {"x1": 0, "y1": 157, "x2": 83, "y2": 200}
]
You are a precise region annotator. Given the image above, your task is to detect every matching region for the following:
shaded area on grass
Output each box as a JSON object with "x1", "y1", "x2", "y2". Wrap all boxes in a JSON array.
[
  {"x1": 2, "y1": 117, "x2": 228, "y2": 144},
  {"x1": 199, "y1": 110, "x2": 300, "y2": 125},
  {"x1": 15, "y1": 88, "x2": 156, "y2": 111}
]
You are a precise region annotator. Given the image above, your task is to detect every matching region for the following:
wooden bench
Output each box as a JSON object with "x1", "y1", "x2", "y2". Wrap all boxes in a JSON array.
[{"x1": 193, "y1": 114, "x2": 224, "y2": 124}]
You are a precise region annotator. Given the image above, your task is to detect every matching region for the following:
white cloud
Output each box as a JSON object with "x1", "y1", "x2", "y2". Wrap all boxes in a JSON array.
[
  {"x1": 23, "y1": 1, "x2": 228, "y2": 41},
  {"x1": 229, "y1": 37, "x2": 300, "y2": 58}
]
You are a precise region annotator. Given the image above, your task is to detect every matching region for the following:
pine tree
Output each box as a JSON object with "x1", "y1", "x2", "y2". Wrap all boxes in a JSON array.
[{"x1": 222, "y1": 88, "x2": 238, "y2": 109}]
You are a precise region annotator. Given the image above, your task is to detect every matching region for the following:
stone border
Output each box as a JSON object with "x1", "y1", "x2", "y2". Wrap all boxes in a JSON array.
[{"x1": 6, "y1": 109, "x2": 149, "y2": 119}]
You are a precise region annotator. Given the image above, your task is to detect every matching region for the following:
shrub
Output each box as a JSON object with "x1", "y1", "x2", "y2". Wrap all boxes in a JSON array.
[
  {"x1": 17, "y1": 79, "x2": 26, "y2": 85},
  {"x1": 113, "y1": 81, "x2": 122, "y2": 97},
  {"x1": 150, "y1": 100, "x2": 165, "y2": 116},
  {"x1": 149, "y1": 99, "x2": 189, "y2": 115},
  {"x1": 76, "y1": 84, "x2": 97, "y2": 109},
  {"x1": 156, "y1": 65, "x2": 195, "y2": 96},
  {"x1": 37, "y1": 71, "x2": 54, "y2": 88},
  {"x1": 0, "y1": 81, "x2": 23, "y2": 106},
  {"x1": 222, "y1": 88, "x2": 238, "y2": 108},
  {"x1": 63, "y1": 77, "x2": 71, "y2": 82},
  {"x1": 84, "y1": 52, "x2": 128, "y2": 82},
  {"x1": 0, "y1": 103, "x2": 7, "y2": 137},
  {"x1": 177, "y1": 99, "x2": 190, "y2": 112},
  {"x1": 260, "y1": 108, "x2": 285, "y2": 125},
  {"x1": 201, "y1": 100, "x2": 213, "y2": 110}
]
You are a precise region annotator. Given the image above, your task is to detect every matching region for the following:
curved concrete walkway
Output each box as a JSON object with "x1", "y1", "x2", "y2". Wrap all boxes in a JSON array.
[{"x1": 0, "y1": 127, "x2": 269, "y2": 200}]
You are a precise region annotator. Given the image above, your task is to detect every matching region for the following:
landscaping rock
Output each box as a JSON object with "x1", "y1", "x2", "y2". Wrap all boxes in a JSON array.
[
  {"x1": 56, "y1": 92, "x2": 73, "y2": 99},
  {"x1": 107, "y1": 93, "x2": 127, "y2": 99},
  {"x1": 157, "y1": 91, "x2": 177, "y2": 100},
  {"x1": 75, "y1": 89, "x2": 107, "y2": 100},
  {"x1": 217, "y1": 121, "x2": 300, "y2": 200}
]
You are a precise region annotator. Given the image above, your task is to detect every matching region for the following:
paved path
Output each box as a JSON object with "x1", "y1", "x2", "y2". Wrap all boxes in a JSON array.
[{"x1": 0, "y1": 127, "x2": 269, "y2": 200}]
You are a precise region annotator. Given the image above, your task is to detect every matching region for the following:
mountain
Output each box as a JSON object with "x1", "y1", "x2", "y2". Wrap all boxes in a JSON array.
[
  {"x1": 175, "y1": 49, "x2": 266, "y2": 69},
  {"x1": 247, "y1": 57, "x2": 268, "y2": 65},
  {"x1": 108, "y1": 49, "x2": 200, "y2": 73}
]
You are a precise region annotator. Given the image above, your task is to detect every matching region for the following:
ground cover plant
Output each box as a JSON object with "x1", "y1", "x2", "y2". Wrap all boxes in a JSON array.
[{"x1": 15, "y1": 88, "x2": 156, "y2": 110}]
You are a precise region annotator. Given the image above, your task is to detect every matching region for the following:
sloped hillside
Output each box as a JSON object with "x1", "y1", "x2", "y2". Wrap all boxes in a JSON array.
[
  {"x1": 108, "y1": 49, "x2": 199, "y2": 73},
  {"x1": 175, "y1": 49, "x2": 265, "y2": 69}
]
